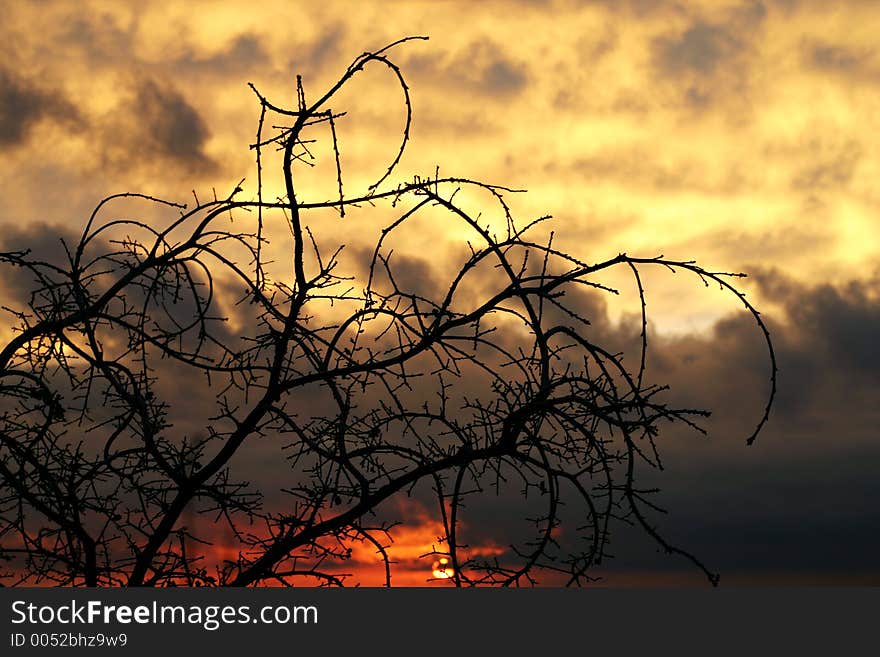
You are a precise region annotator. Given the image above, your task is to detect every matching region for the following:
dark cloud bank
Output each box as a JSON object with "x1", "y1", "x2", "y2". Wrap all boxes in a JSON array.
[
  {"x1": 0, "y1": 67, "x2": 81, "y2": 147},
  {"x1": 2, "y1": 219, "x2": 878, "y2": 584},
  {"x1": 336, "y1": 250, "x2": 880, "y2": 583},
  {"x1": 577, "y1": 267, "x2": 880, "y2": 583}
]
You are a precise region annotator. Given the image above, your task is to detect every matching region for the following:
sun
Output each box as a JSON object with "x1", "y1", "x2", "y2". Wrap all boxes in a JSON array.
[{"x1": 431, "y1": 557, "x2": 454, "y2": 580}]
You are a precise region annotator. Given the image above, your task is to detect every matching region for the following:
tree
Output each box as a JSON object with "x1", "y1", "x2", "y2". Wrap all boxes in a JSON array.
[{"x1": 0, "y1": 37, "x2": 775, "y2": 587}]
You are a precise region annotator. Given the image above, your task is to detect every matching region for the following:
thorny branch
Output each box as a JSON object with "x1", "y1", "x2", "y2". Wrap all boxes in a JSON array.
[{"x1": 0, "y1": 37, "x2": 775, "y2": 588}]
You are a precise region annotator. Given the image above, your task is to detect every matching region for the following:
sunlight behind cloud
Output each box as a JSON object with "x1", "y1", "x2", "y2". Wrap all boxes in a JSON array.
[{"x1": 2, "y1": 1, "x2": 877, "y2": 340}]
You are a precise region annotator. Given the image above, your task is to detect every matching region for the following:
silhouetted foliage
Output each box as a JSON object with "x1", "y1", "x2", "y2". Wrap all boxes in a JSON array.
[{"x1": 0, "y1": 38, "x2": 775, "y2": 587}]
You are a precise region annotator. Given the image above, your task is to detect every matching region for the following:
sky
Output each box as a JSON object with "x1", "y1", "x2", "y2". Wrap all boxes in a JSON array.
[{"x1": 1, "y1": 0, "x2": 878, "y2": 585}]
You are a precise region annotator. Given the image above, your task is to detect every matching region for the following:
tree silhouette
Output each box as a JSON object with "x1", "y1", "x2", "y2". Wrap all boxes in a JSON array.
[{"x1": 0, "y1": 38, "x2": 775, "y2": 587}]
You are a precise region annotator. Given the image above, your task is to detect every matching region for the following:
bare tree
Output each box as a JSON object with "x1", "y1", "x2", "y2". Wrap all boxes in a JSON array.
[{"x1": 0, "y1": 38, "x2": 775, "y2": 587}]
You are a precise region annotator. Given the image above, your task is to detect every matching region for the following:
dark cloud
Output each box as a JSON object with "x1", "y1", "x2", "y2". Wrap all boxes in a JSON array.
[
  {"x1": 578, "y1": 28, "x2": 619, "y2": 63},
  {"x1": 629, "y1": 267, "x2": 880, "y2": 436},
  {"x1": 406, "y1": 40, "x2": 528, "y2": 99},
  {"x1": 625, "y1": 269, "x2": 880, "y2": 580},
  {"x1": 0, "y1": 222, "x2": 77, "y2": 259},
  {"x1": 173, "y1": 33, "x2": 271, "y2": 75},
  {"x1": 5, "y1": 215, "x2": 880, "y2": 583},
  {"x1": 806, "y1": 41, "x2": 873, "y2": 73},
  {"x1": 0, "y1": 219, "x2": 244, "y2": 432},
  {"x1": 481, "y1": 57, "x2": 528, "y2": 95},
  {"x1": 134, "y1": 79, "x2": 215, "y2": 169},
  {"x1": 679, "y1": 219, "x2": 832, "y2": 266},
  {"x1": 276, "y1": 25, "x2": 348, "y2": 77},
  {"x1": 728, "y1": 0, "x2": 768, "y2": 28},
  {"x1": 444, "y1": 265, "x2": 880, "y2": 582},
  {"x1": 683, "y1": 84, "x2": 711, "y2": 108},
  {"x1": 62, "y1": 13, "x2": 271, "y2": 79},
  {"x1": 415, "y1": 106, "x2": 498, "y2": 135},
  {"x1": 578, "y1": 0, "x2": 673, "y2": 15},
  {"x1": 791, "y1": 139, "x2": 862, "y2": 191},
  {"x1": 100, "y1": 78, "x2": 216, "y2": 174},
  {"x1": 810, "y1": 44, "x2": 867, "y2": 70},
  {"x1": 1, "y1": 221, "x2": 201, "y2": 326},
  {"x1": 61, "y1": 12, "x2": 135, "y2": 66},
  {"x1": 802, "y1": 39, "x2": 880, "y2": 85},
  {"x1": 753, "y1": 269, "x2": 880, "y2": 381},
  {"x1": 654, "y1": 21, "x2": 743, "y2": 77},
  {"x1": 0, "y1": 68, "x2": 80, "y2": 146},
  {"x1": 350, "y1": 246, "x2": 442, "y2": 301},
  {"x1": 603, "y1": 442, "x2": 880, "y2": 581},
  {"x1": 299, "y1": 25, "x2": 346, "y2": 72},
  {"x1": 650, "y1": 5, "x2": 766, "y2": 110},
  {"x1": 0, "y1": 222, "x2": 78, "y2": 307}
]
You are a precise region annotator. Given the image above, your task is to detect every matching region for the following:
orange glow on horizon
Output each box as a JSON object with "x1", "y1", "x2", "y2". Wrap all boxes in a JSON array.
[{"x1": 174, "y1": 499, "x2": 506, "y2": 587}]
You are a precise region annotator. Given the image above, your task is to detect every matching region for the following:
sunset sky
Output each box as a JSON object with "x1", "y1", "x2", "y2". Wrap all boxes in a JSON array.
[{"x1": 1, "y1": 0, "x2": 879, "y2": 585}]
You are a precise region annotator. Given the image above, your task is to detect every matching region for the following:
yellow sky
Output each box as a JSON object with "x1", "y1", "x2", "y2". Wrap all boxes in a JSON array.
[{"x1": 2, "y1": 0, "x2": 879, "y2": 334}]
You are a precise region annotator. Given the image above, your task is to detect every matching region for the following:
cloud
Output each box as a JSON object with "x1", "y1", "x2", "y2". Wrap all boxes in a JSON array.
[
  {"x1": 5, "y1": 216, "x2": 880, "y2": 583},
  {"x1": 805, "y1": 40, "x2": 874, "y2": 73},
  {"x1": 753, "y1": 268, "x2": 880, "y2": 382},
  {"x1": 649, "y1": 4, "x2": 765, "y2": 110},
  {"x1": 134, "y1": 79, "x2": 214, "y2": 169},
  {"x1": 809, "y1": 43, "x2": 868, "y2": 71},
  {"x1": 60, "y1": 12, "x2": 135, "y2": 67},
  {"x1": 580, "y1": 0, "x2": 673, "y2": 15},
  {"x1": 801, "y1": 39, "x2": 880, "y2": 86},
  {"x1": 0, "y1": 223, "x2": 78, "y2": 315},
  {"x1": 654, "y1": 21, "x2": 744, "y2": 77},
  {"x1": 481, "y1": 58, "x2": 528, "y2": 96},
  {"x1": 405, "y1": 40, "x2": 528, "y2": 99},
  {"x1": 568, "y1": 146, "x2": 746, "y2": 194},
  {"x1": 0, "y1": 68, "x2": 81, "y2": 147},
  {"x1": 620, "y1": 266, "x2": 880, "y2": 438},
  {"x1": 173, "y1": 33, "x2": 271, "y2": 76},
  {"x1": 297, "y1": 25, "x2": 347, "y2": 73},
  {"x1": 61, "y1": 13, "x2": 272, "y2": 80},
  {"x1": 0, "y1": 218, "x2": 245, "y2": 437},
  {"x1": 618, "y1": 269, "x2": 880, "y2": 579},
  {"x1": 351, "y1": 246, "x2": 442, "y2": 301},
  {"x1": 410, "y1": 264, "x2": 880, "y2": 581},
  {"x1": 100, "y1": 78, "x2": 217, "y2": 175},
  {"x1": 3, "y1": 0, "x2": 880, "y2": 585},
  {"x1": 790, "y1": 139, "x2": 862, "y2": 192}
]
